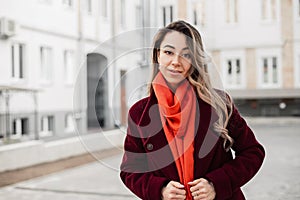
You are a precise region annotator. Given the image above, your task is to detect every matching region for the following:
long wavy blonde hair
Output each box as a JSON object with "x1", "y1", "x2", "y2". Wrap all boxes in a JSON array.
[{"x1": 149, "y1": 20, "x2": 234, "y2": 151}]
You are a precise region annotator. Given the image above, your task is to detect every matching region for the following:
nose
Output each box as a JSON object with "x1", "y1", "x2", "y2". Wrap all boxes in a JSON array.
[{"x1": 171, "y1": 54, "x2": 181, "y2": 67}]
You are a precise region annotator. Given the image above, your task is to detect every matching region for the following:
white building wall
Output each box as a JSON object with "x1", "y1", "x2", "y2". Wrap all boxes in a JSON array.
[
  {"x1": 0, "y1": 0, "x2": 104, "y2": 138},
  {"x1": 0, "y1": 40, "x2": 11, "y2": 84},
  {"x1": 293, "y1": 0, "x2": 300, "y2": 39},
  {"x1": 213, "y1": 0, "x2": 281, "y2": 49},
  {"x1": 3, "y1": 0, "x2": 299, "y2": 140},
  {"x1": 0, "y1": 0, "x2": 78, "y2": 37}
]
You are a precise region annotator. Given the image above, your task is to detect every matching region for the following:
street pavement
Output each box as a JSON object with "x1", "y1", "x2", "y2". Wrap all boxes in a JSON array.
[{"x1": 0, "y1": 120, "x2": 299, "y2": 200}]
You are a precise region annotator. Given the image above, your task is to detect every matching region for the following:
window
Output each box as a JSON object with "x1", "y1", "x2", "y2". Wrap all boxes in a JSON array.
[
  {"x1": 261, "y1": 56, "x2": 279, "y2": 86},
  {"x1": 40, "y1": 116, "x2": 54, "y2": 137},
  {"x1": 84, "y1": 0, "x2": 92, "y2": 14},
  {"x1": 64, "y1": 50, "x2": 74, "y2": 85},
  {"x1": 136, "y1": 5, "x2": 143, "y2": 27},
  {"x1": 11, "y1": 43, "x2": 25, "y2": 79},
  {"x1": 12, "y1": 118, "x2": 28, "y2": 139},
  {"x1": 162, "y1": 5, "x2": 173, "y2": 26},
  {"x1": 62, "y1": 0, "x2": 73, "y2": 8},
  {"x1": 65, "y1": 114, "x2": 75, "y2": 132},
  {"x1": 261, "y1": 0, "x2": 277, "y2": 21},
  {"x1": 192, "y1": 1, "x2": 205, "y2": 26},
  {"x1": 40, "y1": 46, "x2": 53, "y2": 83},
  {"x1": 100, "y1": 0, "x2": 107, "y2": 18},
  {"x1": 225, "y1": 0, "x2": 238, "y2": 23},
  {"x1": 120, "y1": 0, "x2": 126, "y2": 27},
  {"x1": 225, "y1": 58, "x2": 242, "y2": 87},
  {"x1": 298, "y1": 0, "x2": 300, "y2": 18}
]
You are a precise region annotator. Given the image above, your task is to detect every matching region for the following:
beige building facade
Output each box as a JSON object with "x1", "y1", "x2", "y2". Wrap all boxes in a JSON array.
[{"x1": 181, "y1": 0, "x2": 300, "y2": 116}]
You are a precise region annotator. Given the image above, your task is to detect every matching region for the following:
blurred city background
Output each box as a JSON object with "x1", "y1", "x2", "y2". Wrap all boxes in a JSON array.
[{"x1": 0, "y1": 0, "x2": 299, "y2": 199}]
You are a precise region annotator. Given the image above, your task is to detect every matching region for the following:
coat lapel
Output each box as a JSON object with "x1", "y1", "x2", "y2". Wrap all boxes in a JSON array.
[
  {"x1": 194, "y1": 97, "x2": 220, "y2": 178},
  {"x1": 137, "y1": 93, "x2": 220, "y2": 180},
  {"x1": 137, "y1": 93, "x2": 179, "y2": 180}
]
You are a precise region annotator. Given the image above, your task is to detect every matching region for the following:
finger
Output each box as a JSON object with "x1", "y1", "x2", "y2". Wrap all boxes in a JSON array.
[
  {"x1": 193, "y1": 195, "x2": 206, "y2": 200},
  {"x1": 190, "y1": 185, "x2": 200, "y2": 193},
  {"x1": 191, "y1": 191, "x2": 206, "y2": 200},
  {"x1": 198, "y1": 187, "x2": 209, "y2": 195},
  {"x1": 191, "y1": 187, "x2": 210, "y2": 197},
  {"x1": 170, "y1": 188, "x2": 186, "y2": 196},
  {"x1": 166, "y1": 192, "x2": 186, "y2": 200},
  {"x1": 191, "y1": 190, "x2": 200, "y2": 197},
  {"x1": 188, "y1": 179, "x2": 201, "y2": 186},
  {"x1": 170, "y1": 181, "x2": 185, "y2": 189},
  {"x1": 194, "y1": 193, "x2": 208, "y2": 200},
  {"x1": 198, "y1": 178, "x2": 209, "y2": 184},
  {"x1": 191, "y1": 180, "x2": 209, "y2": 192},
  {"x1": 174, "y1": 193, "x2": 186, "y2": 199}
]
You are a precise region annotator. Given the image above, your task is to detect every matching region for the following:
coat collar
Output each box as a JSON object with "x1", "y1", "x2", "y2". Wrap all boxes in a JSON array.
[{"x1": 138, "y1": 91, "x2": 219, "y2": 128}]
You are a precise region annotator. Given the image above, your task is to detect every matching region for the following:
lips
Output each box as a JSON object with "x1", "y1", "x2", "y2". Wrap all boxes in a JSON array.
[{"x1": 168, "y1": 68, "x2": 183, "y2": 74}]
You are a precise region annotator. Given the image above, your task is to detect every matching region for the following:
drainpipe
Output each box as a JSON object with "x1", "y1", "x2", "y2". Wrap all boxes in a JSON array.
[
  {"x1": 77, "y1": 0, "x2": 84, "y2": 133},
  {"x1": 4, "y1": 90, "x2": 10, "y2": 141},
  {"x1": 33, "y1": 91, "x2": 39, "y2": 140},
  {"x1": 110, "y1": 0, "x2": 116, "y2": 128}
]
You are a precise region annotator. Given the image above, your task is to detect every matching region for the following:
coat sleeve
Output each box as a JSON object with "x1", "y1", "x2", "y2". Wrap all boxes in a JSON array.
[
  {"x1": 204, "y1": 103, "x2": 265, "y2": 200},
  {"x1": 120, "y1": 105, "x2": 169, "y2": 200}
]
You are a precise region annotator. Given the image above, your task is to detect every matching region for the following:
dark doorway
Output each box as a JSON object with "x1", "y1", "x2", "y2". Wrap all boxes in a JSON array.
[{"x1": 87, "y1": 53, "x2": 108, "y2": 129}]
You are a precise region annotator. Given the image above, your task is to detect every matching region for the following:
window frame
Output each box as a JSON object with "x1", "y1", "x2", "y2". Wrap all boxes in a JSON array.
[
  {"x1": 40, "y1": 115, "x2": 54, "y2": 137},
  {"x1": 64, "y1": 113, "x2": 75, "y2": 133},
  {"x1": 260, "y1": 0, "x2": 278, "y2": 22},
  {"x1": 257, "y1": 50, "x2": 282, "y2": 88},
  {"x1": 11, "y1": 118, "x2": 28, "y2": 139},
  {"x1": 62, "y1": 0, "x2": 73, "y2": 9},
  {"x1": 135, "y1": 5, "x2": 143, "y2": 27},
  {"x1": 225, "y1": 0, "x2": 238, "y2": 24},
  {"x1": 223, "y1": 58, "x2": 245, "y2": 89},
  {"x1": 120, "y1": 0, "x2": 126, "y2": 28},
  {"x1": 100, "y1": 0, "x2": 108, "y2": 18},
  {"x1": 161, "y1": 5, "x2": 174, "y2": 27},
  {"x1": 297, "y1": 0, "x2": 300, "y2": 19},
  {"x1": 83, "y1": 0, "x2": 92, "y2": 15},
  {"x1": 221, "y1": 51, "x2": 246, "y2": 89},
  {"x1": 64, "y1": 50, "x2": 75, "y2": 85},
  {"x1": 192, "y1": 0, "x2": 205, "y2": 26},
  {"x1": 40, "y1": 46, "x2": 53, "y2": 85},
  {"x1": 11, "y1": 42, "x2": 26, "y2": 81}
]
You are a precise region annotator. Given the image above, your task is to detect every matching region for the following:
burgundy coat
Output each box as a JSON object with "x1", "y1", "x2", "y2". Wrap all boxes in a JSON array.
[{"x1": 120, "y1": 91, "x2": 265, "y2": 200}]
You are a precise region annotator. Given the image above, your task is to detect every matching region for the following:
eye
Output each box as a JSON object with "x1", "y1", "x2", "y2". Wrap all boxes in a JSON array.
[
  {"x1": 163, "y1": 50, "x2": 173, "y2": 55},
  {"x1": 182, "y1": 53, "x2": 191, "y2": 59}
]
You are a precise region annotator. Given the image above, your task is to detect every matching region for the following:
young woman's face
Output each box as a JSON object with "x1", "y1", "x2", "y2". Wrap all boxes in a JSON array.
[{"x1": 157, "y1": 31, "x2": 192, "y2": 90}]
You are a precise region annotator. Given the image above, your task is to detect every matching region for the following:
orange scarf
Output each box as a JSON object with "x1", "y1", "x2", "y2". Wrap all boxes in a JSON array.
[{"x1": 152, "y1": 72, "x2": 196, "y2": 200}]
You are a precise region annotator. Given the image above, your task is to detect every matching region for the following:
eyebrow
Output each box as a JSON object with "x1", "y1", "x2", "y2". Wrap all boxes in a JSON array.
[{"x1": 162, "y1": 44, "x2": 189, "y2": 51}]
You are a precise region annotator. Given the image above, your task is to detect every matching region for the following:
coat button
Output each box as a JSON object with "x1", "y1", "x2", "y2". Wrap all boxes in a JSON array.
[{"x1": 146, "y1": 143, "x2": 153, "y2": 151}]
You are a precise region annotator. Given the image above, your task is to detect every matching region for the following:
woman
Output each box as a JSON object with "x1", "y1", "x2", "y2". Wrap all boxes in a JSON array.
[{"x1": 120, "y1": 20, "x2": 265, "y2": 200}]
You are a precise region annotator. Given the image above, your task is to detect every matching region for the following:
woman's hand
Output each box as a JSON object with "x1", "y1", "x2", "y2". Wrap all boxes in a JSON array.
[
  {"x1": 161, "y1": 181, "x2": 186, "y2": 200},
  {"x1": 188, "y1": 178, "x2": 216, "y2": 200}
]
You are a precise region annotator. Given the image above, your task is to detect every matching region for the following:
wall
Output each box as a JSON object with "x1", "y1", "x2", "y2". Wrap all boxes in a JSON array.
[{"x1": 0, "y1": 129, "x2": 124, "y2": 172}]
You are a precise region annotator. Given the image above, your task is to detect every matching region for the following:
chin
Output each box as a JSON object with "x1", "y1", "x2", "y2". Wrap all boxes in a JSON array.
[{"x1": 167, "y1": 79, "x2": 185, "y2": 88}]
